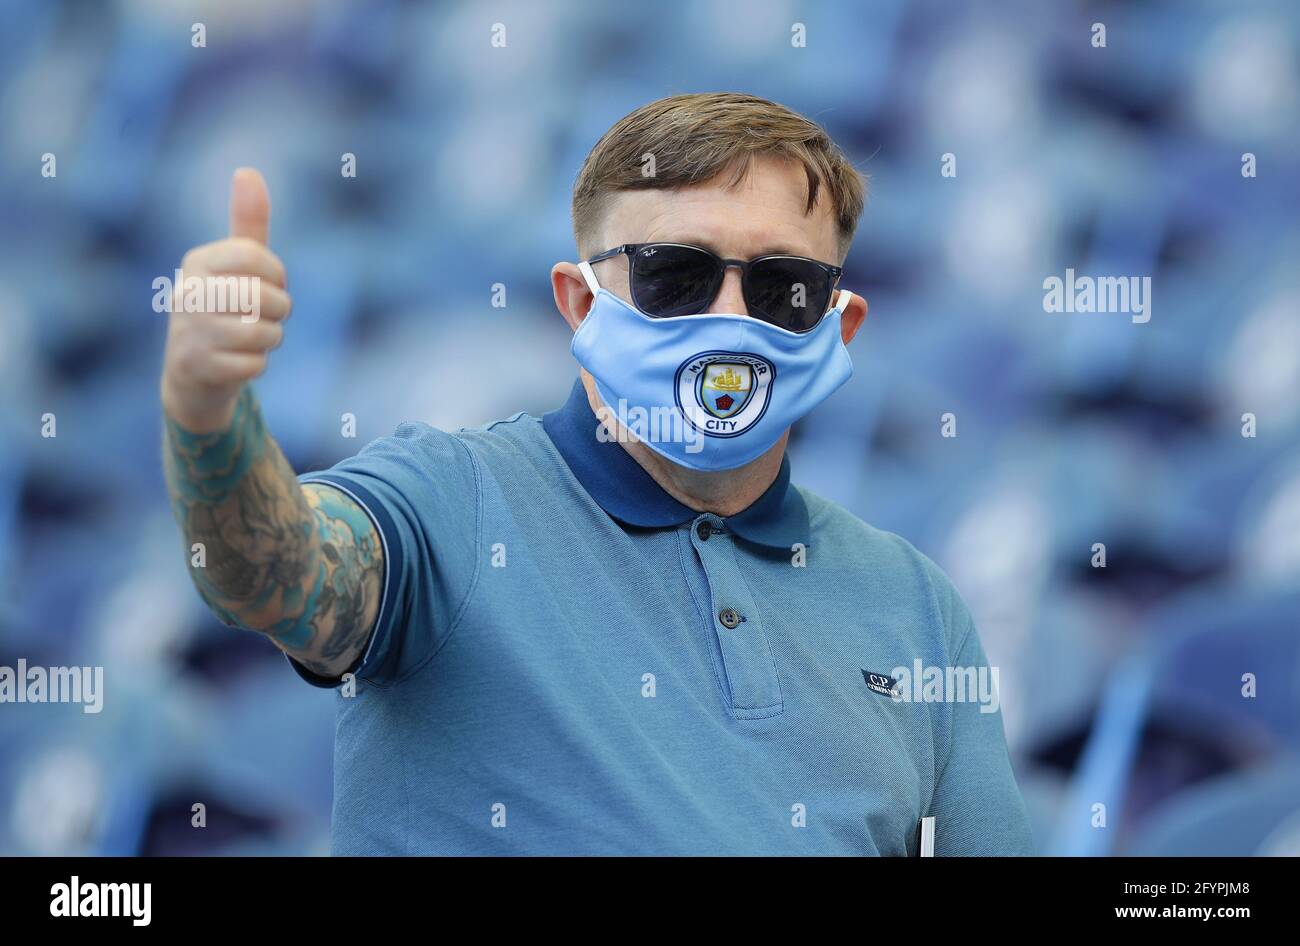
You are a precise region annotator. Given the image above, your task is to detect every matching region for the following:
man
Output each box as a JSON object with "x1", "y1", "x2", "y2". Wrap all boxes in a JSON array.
[{"x1": 162, "y1": 92, "x2": 1034, "y2": 855}]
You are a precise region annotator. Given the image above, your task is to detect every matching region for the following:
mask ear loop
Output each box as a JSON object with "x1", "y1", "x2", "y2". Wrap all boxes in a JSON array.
[
  {"x1": 577, "y1": 260, "x2": 602, "y2": 295},
  {"x1": 832, "y1": 289, "x2": 855, "y2": 315}
]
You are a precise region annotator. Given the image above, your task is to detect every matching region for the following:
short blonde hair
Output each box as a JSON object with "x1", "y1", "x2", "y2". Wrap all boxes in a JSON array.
[{"x1": 572, "y1": 92, "x2": 866, "y2": 260}]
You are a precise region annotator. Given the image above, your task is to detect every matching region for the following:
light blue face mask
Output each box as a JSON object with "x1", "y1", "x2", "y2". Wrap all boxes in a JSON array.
[{"x1": 571, "y1": 261, "x2": 855, "y2": 471}]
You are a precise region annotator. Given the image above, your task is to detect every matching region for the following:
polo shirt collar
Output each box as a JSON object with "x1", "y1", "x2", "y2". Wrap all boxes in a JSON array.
[{"x1": 542, "y1": 378, "x2": 809, "y2": 550}]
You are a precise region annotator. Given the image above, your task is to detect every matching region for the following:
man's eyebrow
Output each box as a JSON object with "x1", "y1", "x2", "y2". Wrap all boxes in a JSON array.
[
  {"x1": 653, "y1": 237, "x2": 813, "y2": 259},
  {"x1": 649, "y1": 236, "x2": 721, "y2": 255}
]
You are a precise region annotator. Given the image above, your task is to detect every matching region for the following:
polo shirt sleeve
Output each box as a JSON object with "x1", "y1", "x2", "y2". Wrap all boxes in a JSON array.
[
  {"x1": 287, "y1": 422, "x2": 481, "y2": 689},
  {"x1": 924, "y1": 568, "x2": 1036, "y2": 856}
]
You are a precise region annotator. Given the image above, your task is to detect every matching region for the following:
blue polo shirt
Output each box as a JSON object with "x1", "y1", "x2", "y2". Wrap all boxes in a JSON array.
[{"x1": 292, "y1": 379, "x2": 1034, "y2": 855}]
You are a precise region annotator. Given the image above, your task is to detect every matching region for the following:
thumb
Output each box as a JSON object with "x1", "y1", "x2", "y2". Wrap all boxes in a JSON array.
[{"x1": 229, "y1": 167, "x2": 270, "y2": 245}]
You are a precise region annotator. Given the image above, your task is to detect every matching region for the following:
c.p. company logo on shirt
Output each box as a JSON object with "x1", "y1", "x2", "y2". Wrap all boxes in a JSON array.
[
  {"x1": 674, "y1": 351, "x2": 774, "y2": 438},
  {"x1": 861, "y1": 669, "x2": 901, "y2": 698}
]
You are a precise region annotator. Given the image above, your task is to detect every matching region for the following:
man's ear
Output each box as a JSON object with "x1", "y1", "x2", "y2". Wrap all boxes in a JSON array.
[
  {"x1": 551, "y1": 262, "x2": 593, "y2": 333},
  {"x1": 838, "y1": 290, "x2": 868, "y2": 344}
]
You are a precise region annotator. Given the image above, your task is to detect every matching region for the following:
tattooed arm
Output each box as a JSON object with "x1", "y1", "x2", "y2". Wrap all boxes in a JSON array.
[
  {"x1": 160, "y1": 168, "x2": 381, "y2": 678},
  {"x1": 163, "y1": 386, "x2": 382, "y2": 678}
]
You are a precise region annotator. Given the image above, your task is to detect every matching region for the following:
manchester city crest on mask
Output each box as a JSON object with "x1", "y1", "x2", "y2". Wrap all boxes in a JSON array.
[
  {"x1": 700, "y1": 362, "x2": 754, "y2": 418},
  {"x1": 675, "y1": 351, "x2": 775, "y2": 438}
]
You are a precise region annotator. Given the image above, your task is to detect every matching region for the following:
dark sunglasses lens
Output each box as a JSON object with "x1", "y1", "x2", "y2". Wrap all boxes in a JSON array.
[
  {"x1": 630, "y1": 245, "x2": 719, "y2": 317},
  {"x1": 746, "y1": 258, "x2": 833, "y2": 332}
]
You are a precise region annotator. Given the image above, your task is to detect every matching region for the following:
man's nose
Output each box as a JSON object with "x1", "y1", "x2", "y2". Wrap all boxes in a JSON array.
[{"x1": 707, "y1": 267, "x2": 748, "y2": 316}]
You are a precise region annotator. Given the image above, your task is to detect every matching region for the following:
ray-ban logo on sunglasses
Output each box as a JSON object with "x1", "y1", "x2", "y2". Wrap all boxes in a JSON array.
[{"x1": 675, "y1": 351, "x2": 774, "y2": 437}]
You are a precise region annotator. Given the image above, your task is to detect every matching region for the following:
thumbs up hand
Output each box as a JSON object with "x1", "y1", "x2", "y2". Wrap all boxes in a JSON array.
[{"x1": 161, "y1": 168, "x2": 293, "y2": 432}]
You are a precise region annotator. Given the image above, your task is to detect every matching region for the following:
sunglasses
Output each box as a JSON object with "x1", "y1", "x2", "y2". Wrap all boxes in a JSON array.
[{"x1": 585, "y1": 242, "x2": 843, "y2": 333}]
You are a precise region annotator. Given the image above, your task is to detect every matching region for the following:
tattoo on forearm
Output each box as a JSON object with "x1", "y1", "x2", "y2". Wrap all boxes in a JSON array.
[{"x1": 163, "y1": 387, "x2": 382, "y2": 675}]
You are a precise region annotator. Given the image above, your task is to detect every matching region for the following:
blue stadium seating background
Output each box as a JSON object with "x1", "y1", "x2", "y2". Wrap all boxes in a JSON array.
[{"x1": 0, "y1": 0, "x2": 1298, "y2": 855}]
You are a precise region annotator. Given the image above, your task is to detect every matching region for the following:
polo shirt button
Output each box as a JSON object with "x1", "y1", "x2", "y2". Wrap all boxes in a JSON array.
[
  {"x1": 696, "y1": 522, "x2": 712, "y2": 541},
  {"x1": 718, "y1": 608, "x2": 742, "y2": 629}
]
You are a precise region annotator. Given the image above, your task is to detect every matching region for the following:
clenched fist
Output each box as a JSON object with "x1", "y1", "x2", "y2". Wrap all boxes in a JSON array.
[{"x1": 161, "y1": 168, "x2": 292, "y2": 432}]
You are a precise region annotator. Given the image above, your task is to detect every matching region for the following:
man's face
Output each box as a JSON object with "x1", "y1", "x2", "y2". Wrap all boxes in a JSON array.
[
  {"x1": 550, "y1": 150, "x2": 867, "y2": 479},
  {"x1": 591, "y1": 154, "x2": 844, "y2": 316}
]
